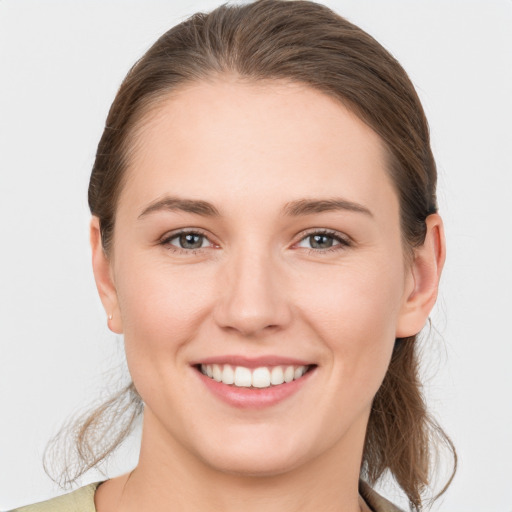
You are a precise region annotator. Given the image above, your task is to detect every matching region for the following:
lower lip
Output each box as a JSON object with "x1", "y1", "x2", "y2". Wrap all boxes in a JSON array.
[{"x1": 195, "y1": 367, "x2": 316, "y2": 409}]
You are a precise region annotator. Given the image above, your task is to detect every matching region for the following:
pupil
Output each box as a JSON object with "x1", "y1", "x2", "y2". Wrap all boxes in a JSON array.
[
  {"x1": 311, "y1": 234, "x2": 333, "y2": 249},
  {"x1": 180, "y1": 233, "x2": 203, "y2": 249}
]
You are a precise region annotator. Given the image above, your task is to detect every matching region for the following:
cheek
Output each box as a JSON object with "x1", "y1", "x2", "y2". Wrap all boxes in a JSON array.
[
  {"x1": 115, "y1": 255, "x2": 216, "y2": 364},
  {"x1": 298, "y1": 254, "x2": 405, "y2": 386}
]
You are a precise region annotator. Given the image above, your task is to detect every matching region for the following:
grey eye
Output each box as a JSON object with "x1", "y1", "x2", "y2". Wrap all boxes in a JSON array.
[
  {"x1": 174, "y1": 233, "x2": 207, "y2": 249},
  {"x1": 297, "y1": 233, "x2": 341, "y2": 250},
  {"x1": 309, "y1": 234, "x2": 335, "y2": 249}
]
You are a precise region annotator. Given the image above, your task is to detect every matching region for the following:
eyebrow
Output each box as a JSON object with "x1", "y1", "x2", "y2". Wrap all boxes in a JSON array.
[
  {"x1": 137, "y1": 196, "x2": 373, "y2": 219},
  {"x1": 138, "y1": 197, "x2": 221, "y2": 219},
  {"x1": 281, "y1": 198, "x2": 373, "y2": 218}
]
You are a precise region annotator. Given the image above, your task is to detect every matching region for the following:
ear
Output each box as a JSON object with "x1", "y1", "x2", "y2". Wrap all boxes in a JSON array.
[
  {"x1": 90, "y1": 217, "x2": 123, "y2": 333},
  {"x1": 396, "y1": 214, "x2": 446, "y2": 338}
]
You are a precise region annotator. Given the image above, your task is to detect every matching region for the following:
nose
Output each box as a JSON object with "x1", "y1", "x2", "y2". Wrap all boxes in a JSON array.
[{"x1": 213, "y1": 248, "x2": 292, "y2": 338}]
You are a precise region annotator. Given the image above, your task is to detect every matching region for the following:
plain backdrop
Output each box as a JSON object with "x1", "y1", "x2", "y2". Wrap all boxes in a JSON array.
[{"x1": 1, "y1": 1, "x2": 511, "y2": 510}]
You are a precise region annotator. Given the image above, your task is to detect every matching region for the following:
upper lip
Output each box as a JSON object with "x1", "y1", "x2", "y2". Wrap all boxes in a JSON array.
[{"x1": 190, "y1": 355, "x2": 315, "y2": 368}]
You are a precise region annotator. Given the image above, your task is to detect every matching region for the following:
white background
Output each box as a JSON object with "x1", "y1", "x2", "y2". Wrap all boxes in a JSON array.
[{"x1": 1, "y1": 1, "x2": 511, "y2": 510}]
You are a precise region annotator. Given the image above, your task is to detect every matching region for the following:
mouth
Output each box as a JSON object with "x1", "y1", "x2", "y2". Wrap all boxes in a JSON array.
[
  {"x1": 196, "y1": 363, "x2": 315, "y2": 389},
  {"x1": 196, "y1": 364, "x2": 315, "y2": 389},
  {"x1": 191, "y1": 356, "x2": 317, "y2": 408}
]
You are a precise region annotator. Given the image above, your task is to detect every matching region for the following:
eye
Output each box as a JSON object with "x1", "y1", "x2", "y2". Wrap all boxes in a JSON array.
[
  {"x1": 160, "y1": 230, "x2": 213, "y2": 251},
  {"x1": 295, "y1": 230, "x2": 351, "y2": 251}
]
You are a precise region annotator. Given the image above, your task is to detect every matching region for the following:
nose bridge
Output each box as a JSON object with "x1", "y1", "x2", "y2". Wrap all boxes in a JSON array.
[{"x1": 215, "y1": 241, "x2": 290, "y2": 336}]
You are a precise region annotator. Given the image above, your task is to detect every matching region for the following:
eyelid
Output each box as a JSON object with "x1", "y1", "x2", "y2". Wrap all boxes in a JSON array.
[
  {"x1": 159, "y1": 228, "x2": 218, "y2": 251},
  {"x1": 158, "y1": 227, "x2": 352, "y2": 254},
  {"x1": 292, "y1": 228, "x2": 352, "y2": 250}
]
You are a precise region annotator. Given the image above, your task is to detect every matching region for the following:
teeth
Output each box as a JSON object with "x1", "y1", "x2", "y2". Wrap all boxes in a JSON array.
[
  {"x1": 200, "y1": 363, "x2": 309, "y2": 388},
  {"x1": 270, "y1": 366, "x2": 284, "y2": 385},
  {"x1": 234, "y1": 366, "x2": 252, "y2": 387},
  {"x1": 252, "y1": 367, "x2": 270, "y2": 388},
  {"x1": 212, "y1": 364, "x2": 222, "y2": 382},
  {"x1": 222, "y1": 364, "x2": 234, "y2": 384}
]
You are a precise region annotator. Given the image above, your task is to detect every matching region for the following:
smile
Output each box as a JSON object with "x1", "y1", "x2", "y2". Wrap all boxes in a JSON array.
[{"x1": 199, "y1": 364, "x2": 310, "y2": 388}]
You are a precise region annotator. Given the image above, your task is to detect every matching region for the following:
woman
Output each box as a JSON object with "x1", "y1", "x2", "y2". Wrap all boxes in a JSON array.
[{"x1": 12, "y1": 1, "x2": 455, "y2": 511}]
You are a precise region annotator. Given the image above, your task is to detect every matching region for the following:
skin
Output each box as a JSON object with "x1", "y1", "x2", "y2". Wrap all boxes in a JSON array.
[{"x1": 91, "y1": 78, "x2": 445, "y2": 512}]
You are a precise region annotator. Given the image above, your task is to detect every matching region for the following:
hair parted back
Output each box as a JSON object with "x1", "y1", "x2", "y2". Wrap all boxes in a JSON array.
[{"x1": 49, "y1": 1, "x2": 456, "y2": 509}]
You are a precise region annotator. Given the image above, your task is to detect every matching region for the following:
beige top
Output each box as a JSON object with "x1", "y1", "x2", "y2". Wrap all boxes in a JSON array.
[
  {"x1": 10, "y1": 480, "x2": 404, "y2": 512},
  {"x1": 10, "y1": 483, "x2": 99, "y2": 512}
]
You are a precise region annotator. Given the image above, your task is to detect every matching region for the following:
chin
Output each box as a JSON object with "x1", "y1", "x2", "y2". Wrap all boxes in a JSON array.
[
  {"x1": 203, "y1": 449, "x2": 307, "y2": 478},
  {"x1": 189, "y1": 425, "x2": 317, "y2": 478}
]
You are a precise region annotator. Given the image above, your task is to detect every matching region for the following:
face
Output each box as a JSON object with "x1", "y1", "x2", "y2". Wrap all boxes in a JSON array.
[{"x1": 98, "y1": 79, "x2": 419, "y2": 476}]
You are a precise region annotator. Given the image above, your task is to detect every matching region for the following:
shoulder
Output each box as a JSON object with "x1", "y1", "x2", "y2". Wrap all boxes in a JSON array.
[
  {"x1": 359, "y1": 480, "x2": 405, "y2": 512},
  {"x1": 7, "y1": 483, "x2": 101, "y2": 512},
  {"x1": 8, "y1": 480, "x2": 403, "y2": 512}
]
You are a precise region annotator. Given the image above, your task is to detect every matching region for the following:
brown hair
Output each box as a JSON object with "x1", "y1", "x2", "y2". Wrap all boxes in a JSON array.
[{"x1": 50, "y1": 1, "x2": 456, "y2": 508}]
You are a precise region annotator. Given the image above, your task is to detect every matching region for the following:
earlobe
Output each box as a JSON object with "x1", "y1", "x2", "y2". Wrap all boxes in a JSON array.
[
  {"x1": 90, "y1": 217, "x2": 123, "y2": 334},
  {"x1": 396, "y1": 214, "x2": 446, "y2": 338}
]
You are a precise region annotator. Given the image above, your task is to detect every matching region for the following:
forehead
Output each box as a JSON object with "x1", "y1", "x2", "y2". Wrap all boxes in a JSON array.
[{"x1": 120, "y1": 78, "x2": 398, "y2": 219}]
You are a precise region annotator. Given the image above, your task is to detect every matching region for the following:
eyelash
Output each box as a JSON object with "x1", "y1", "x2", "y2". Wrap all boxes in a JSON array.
[
  {"x1": 159, "y1": 229, "x2": 213, "y2": 255},
  {"x1": 296, "y1": 229, "x2": 352, "y2": 255},
  {"x1": 159, "y1": 229, "x2": 352, "y2": 255}
]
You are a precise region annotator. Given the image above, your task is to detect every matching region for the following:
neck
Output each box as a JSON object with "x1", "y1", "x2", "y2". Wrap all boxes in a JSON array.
[{"x1": 99, "y1": 409, "x2": 369, "y2": 512}]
